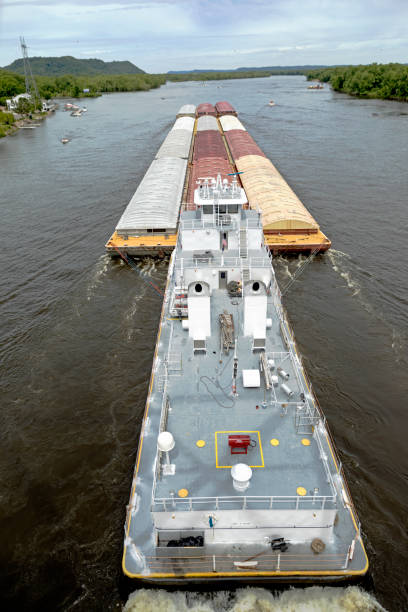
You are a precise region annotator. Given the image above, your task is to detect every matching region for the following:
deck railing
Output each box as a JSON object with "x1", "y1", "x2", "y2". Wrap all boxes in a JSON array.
[
  {"x1": 175, "y1": 255, "x2": 271, "y2": 270},
  {"x1": 146, "y1": 547, "x2": 351, "y2": 573},
  {"x1": 180, "y1": 217, "x2": 261, "y2": 231},
  {"x1": 152, "y1": 493, "x2": 337, "y2": 513}
]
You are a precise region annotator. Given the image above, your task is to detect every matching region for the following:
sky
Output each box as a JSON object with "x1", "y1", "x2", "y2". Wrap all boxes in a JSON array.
[{"x1": 0, "y1": 0, "x2": 407, "y2": 72}]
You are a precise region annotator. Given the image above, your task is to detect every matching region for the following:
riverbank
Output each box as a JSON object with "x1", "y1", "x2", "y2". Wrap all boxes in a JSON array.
[
  {"x1": 307, "y1": 63, "x2": 408, "y2": 102},
  {"x1": 0, "y1": 109, "x2": 16, "y2": 137},
  {"x1": 0, "y1": 107, "x2": 53, "y2": 138}
]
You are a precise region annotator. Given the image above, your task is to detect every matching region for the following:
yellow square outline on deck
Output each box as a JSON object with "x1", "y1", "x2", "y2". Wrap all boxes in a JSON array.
[{"x1": 215, "y1": 430, "x2": 264, "y2": 468}]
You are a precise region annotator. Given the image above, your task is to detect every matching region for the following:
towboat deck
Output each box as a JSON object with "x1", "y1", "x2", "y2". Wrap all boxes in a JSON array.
[
  {"x1": 154, "y1": 288, "x2": 334, "y2": 506},
  {"x1": 123, "y1": 244, "x2": 367, "y2": 580}
]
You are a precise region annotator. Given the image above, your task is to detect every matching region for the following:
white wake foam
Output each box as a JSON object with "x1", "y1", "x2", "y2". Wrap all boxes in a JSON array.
[
  {"x1": 86, "y1": 254, "x2": 111, "y2": 302},
  {"x1": 124, "y1": 586, "x2": 385, "y2": 612}
]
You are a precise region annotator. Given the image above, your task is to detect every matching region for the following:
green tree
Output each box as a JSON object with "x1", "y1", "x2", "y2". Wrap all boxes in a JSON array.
[
  {"x1": 307, "y1": 63, "x2": 408, "y2": 102},
  {"x1": 0, "y1": 111, "x2": 15, "y2": 125},
  {"x1": 15, "y1": 97, "x2": 36, "y2": 114}
]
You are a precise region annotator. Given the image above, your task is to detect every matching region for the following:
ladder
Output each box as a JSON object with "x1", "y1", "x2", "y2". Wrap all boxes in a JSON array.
[
  {"x1": 242, "y1": 267, "x2": 250, "y2": 282},
  {"x1": 239, "y1": 227, "x2": 250, "y2": 286},
  {"x1": 170, "y1": 286, "x2": 188, "y2": 318},
  {"x1": 239, "y1": 227, "x2": 248, "y2": 259}
]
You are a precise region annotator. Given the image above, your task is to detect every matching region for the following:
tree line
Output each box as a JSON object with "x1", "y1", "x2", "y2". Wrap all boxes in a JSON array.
[
  {"x1": 0, "y1": 71, "x2": 167, "y2": 104},
  {"x1": 307, "y1": 63, "x2": 408, "y2": 102},
  {"x1": 0, "y1": 69, "x2": 277, "y2": 105},
  {"x1": 165, "y1": 70, "x2": 274, "y2": 81}
]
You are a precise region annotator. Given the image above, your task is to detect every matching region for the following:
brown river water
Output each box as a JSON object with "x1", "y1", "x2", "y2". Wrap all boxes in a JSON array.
[{"x1": 1, "y1": 76, "x2": 407, "y2": 610}]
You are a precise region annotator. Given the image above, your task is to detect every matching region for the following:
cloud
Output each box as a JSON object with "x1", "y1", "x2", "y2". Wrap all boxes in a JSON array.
[
  {"x1": 79, "y1": 49, "x2": 113, "y2": 55},
  {"x1": 1, "y1": 0, "x2": 407, "y2": 71}
]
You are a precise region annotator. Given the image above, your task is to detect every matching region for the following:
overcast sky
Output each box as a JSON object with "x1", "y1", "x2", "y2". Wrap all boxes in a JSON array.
[{"x1": 1, "y1": 0, "x2": 407, "y2": 72}]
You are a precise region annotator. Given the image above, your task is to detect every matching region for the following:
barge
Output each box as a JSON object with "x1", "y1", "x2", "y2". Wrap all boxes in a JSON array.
[
  {"x1": 122, "y1": 173, "x2": 367, "y2": 583},
  {"x1": 106, "y1": 103, "x2": 331, "y2": 257}
]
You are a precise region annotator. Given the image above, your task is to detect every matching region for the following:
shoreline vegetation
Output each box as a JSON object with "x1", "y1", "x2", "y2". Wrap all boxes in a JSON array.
[
  {"x1": 307, "y1": 63, "x2": 408, "y2": 102},
  {"x1": 0, "y1": 111, "x2": 16, "y2": 137},
  {"x1": 0, "y1": 69, "x2": 280, "y2": 106},
  {"x1": 0, "y1": 109, "x2": 50, "y2": 138}
]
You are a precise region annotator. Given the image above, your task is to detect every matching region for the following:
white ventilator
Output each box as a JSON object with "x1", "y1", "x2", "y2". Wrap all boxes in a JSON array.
[
  {"x1": 157, "y1": 432, "x2": 176, "y2": 475},
  {"x1": 231, "y1": 463, "x2": 252, "y2": 492}
]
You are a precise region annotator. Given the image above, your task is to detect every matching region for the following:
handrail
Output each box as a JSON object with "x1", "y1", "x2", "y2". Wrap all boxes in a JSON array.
[
  {"x1": 180, "y1": 217, "x2": 261, "y2": 231},
  {"x1": 175, "y1": 255, "x2": 271, "y2": 270},
  {"x1": 152, "y1": 493, "x2": 336, "y2": 512},
  {"x1": 146, "y1": 548, "x2": 351, "y2": 572}
]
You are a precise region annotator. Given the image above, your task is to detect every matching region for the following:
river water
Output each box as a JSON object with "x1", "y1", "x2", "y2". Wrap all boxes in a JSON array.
[{"x1": 1, "y1": 76, "x2": 407, "y2": 611}]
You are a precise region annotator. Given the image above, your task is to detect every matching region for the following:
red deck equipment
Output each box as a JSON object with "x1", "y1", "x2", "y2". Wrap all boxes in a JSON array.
[{"x1": 228, "y1": 434, "x2": 251, "y2": 455}]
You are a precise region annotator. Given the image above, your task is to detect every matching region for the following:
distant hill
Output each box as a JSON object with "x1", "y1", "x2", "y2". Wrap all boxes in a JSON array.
[
  {"x1": 3, "y1": 56, "x2": 145, "y2": 76},
  {"x1": 167, "y1": 65, "x2": 329, "y2": 74}
]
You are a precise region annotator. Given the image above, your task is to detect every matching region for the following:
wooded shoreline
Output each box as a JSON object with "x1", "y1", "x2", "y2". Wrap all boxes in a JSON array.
[
  {"x1": 0, "y1": 70, "x2": 279, "y2": 105},
  {"x1": 307, "y1": 63, "x2": 408, "y2": 102}
]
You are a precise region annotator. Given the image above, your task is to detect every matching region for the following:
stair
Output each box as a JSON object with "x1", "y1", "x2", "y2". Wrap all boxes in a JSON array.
[
  {"x1": 239, "y1": 228, "x2": 248, "y2": 259},
  {"x1": 242, "y1": 267, "x2": 250, "y2": 282}
]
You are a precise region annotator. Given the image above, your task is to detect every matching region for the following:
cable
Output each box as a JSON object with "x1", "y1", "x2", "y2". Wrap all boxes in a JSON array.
[{"x1": 200, "y1": 376, "x2": 235, "y2": 409}]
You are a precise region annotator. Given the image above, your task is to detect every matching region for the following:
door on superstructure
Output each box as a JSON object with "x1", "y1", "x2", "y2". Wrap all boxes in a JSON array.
[{"x1": 219, "y1": 271, "x2": 227, "y2": 289}]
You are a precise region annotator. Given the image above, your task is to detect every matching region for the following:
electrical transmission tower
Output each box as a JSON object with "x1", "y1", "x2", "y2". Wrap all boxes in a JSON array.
[{"x1": 20, "y1": 36, "x2": 40, "y2": 101}]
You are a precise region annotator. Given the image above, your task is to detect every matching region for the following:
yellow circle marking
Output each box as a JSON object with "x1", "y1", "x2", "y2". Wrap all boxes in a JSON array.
[
  {"x1": 301, "y1": 438, "x2": 311, "y2": 446},
  {"x1": 196, "y1": 440, "x2": 206, "y2": 448},
  {"x1": 178, "y1": 488, "x2": 189, "y2": 498},
  {"x1": 270, "y1": 438, "x2": 280, "y2": 446},
  {"x1": 297, "y1": 486, "x2": 307, "y2": 496}
]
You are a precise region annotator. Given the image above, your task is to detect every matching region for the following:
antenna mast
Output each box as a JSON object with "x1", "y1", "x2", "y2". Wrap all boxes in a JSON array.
[{"x1": 19, "y1": 36, "x2": 40, "y2": 100}]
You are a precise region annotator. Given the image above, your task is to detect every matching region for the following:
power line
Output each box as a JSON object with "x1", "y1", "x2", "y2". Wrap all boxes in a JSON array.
[{"x1": 19, "y1": 36, "x2": 40, "y2": 100}]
